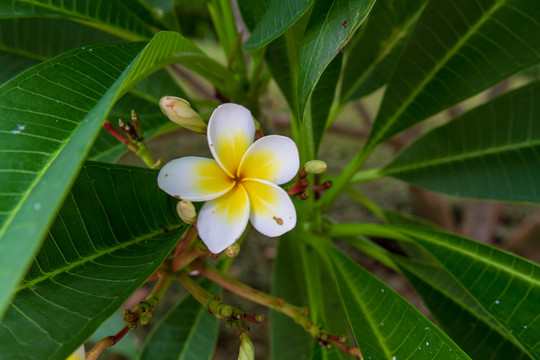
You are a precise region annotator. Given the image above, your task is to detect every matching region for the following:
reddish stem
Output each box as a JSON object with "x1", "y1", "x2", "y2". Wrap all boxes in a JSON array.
[
  {"x1": 102, "y1": 120, "x2": 138, "y2": 152},
  {"x1": 85, "y1": 325, "x2": 130, "y2": 360}
]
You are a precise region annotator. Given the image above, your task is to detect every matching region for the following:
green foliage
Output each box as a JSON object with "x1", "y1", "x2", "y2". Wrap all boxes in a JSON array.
[{"x1": 1, "y1": 0, "x2": 539, "y2": 359}]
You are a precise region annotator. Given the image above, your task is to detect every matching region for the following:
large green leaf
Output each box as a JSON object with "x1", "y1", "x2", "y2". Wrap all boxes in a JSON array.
[
  {"x1": 299, "y1": 241, "x2": 349, "y2": 360},
  {"x1": 243, "y1": 0, "x2": 313, "y2": 50},
  {"x1": 270, "y1": 236, "x2": 313, "y2": 360},
  {"x1": 339, "y1": 0, "x2": 428, "y2": 101},
  {"x1": 365, "y1": 0, "x2": 540, "y2": 149},
  {"x1": 317, "y1": 242, "x2": 471, "y2": 359},
  {"x1": 0, "y1": 31, "x2": 208, "y2": 320},
  {"x1": 0, "y1": 0, "x2": 159, "y2": 40},
  {"x1": 310, "y1": 53, "x2": 342, "y2": 155},
  {"x1": 0, "y1": 162, "x2": 186, "y2": 359},
  {"x1": 0, "y1": 17, "x2": 122, "y2": 84},
  {"x1": 238, "y1": 0, "x2": 305, "y2": 114},
  {"x1": 396, "y1": 226, "x2": 540, "y2": 358},
  {"x1": 297, "y1": 0, "x2": 376, "y2": 119},
  {"x1": 139, "y1": 280, "x2": 220, "y2": 360},
  {"x1": 382, "y1": 81, "x2": 540, "y2": 202},
  {"x1": 394, "y1": 256, "x2": 530, "y2": 359}
]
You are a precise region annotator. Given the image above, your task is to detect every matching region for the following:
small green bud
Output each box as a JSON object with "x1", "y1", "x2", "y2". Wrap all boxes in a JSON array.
[
  {"x1": 225, "y1": 243, "x2": 240, "y2": 257},
  {"x1": 304, "y1": 160, "x2": 327, "y2": 174},
  {"x1": 220, "y1": 304, "x2": 233, "y2": 318},
  {"x1": 160, "y1": 96, "x2": 207, "y2": 134},
  {"x1": 177, "y1": 200, "x2": 197, "y2": 224},
  {"x1": 238, "y1": 332, "x2": 255, "y2": 360}
]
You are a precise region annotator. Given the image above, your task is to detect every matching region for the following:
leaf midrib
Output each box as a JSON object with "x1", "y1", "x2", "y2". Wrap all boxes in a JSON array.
[
  {"x1": 369, "y1": 0, "x2": 506, "y2": 147},
  {"x1": 399, "y1": 228, "x2": 540, "y2": 286},
  {"x1": 17, "y1": 227, "x2": 175, "y2": 292},
  {"x1": 384, "y1": 137, "x2": 540, "y2": 175},
  {"x1": 334, "y1": 253, "x2": 394, "y2": 359},
  {"x1": 18, "y1": 0, "x2": 150, "y2": 41}
]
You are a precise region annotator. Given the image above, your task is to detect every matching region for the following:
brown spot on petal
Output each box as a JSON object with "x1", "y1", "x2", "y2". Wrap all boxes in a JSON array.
[
  {"x1": 174, "y1": 195, "x2": 180, "y2": 199},
  {"x1": 165, "y1": 174, "x2": 168, "y2": 177},
  {"x1": 273, "y1": 216, "x2": 283, "y2": 225}
]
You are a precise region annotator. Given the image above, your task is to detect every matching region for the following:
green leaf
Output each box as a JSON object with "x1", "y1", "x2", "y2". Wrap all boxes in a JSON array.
[
  {"x1": 0, "y1": 31, "x2": 207, "y2": 320},
  {"x1": 396, "y1": 226, "x2": 540, "y2": 359},
  {"x1": 270, "y1": 237, "x2": 313, "y2": 360},
  {"x1": 340, "y1": 0, "x2": 428, "y2": 101},
  {"x1": 394, "y1": 254, "x2": 530, "y2": 359},
  {"x1": 0, "y1": 18, "x2": 121, "y2": 62},
  {"x1": 0, "y1": 0, "x2": 157, "y2": 40},
  {"x1": 310, "y1": 53, "x2": 342, "y2": 155},
  {"x1": 0, "y1": 162, "x2": 186, "y2": 359},
  {"x1": 90, "y1": 69, "x2": 187, "y2": 163},
  {"x1": 382, "y1": 81, "x2": 540, "y2": 202},
  {"x1": 139, "y1": 280, "x2": 220, "y2": 360},
  {"x1": 317, "y1": 242, "x2": 471, "y2": 359},
  {"x1": 365, "y1": 0, "x2": 540, "y2": 149},
  {"x1": 243, "y1": 0, "x2": 313, "y2": 50},
  {"x1": 238, "y1": 0, "x2": 305, "y2": 114},
  {"x1": 297, "y1": 0, "x2": 376, "y2": 119},
  {"x1": 300, "y1": 242, "x2": 349, "y2": 360}
]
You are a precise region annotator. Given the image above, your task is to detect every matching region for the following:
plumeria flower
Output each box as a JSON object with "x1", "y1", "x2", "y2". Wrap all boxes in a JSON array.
[{"x1": 158, "y1": 103, "x2": 299, "y2": 254}]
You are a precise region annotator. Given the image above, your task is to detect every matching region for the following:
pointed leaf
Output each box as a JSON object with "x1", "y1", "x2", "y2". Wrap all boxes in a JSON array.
[
  {"x1": 317, "y1": 242, "x2": 471, "y2": 359},
  {"x1": 0, "y1": 162, "x2": 186, "y2": 359},
  {"x1": 243, "y1": 0, "x2": 313, "y2": 50},
  {"x1": 0, "y1": 31, "x2": 207, "y2": 319},
  {"x1": 297, "y1": 0, "x2": 376, "y2": 119},
  {"x1": 383, "y1": 81, "x2": 540, "y2": 203},
  {"x1": 394, "y1": 255, "x2": 530, "y2": 359},
  {"x1": 366, "y1": 0, "x2": 540, "y2": 148},
  {"x1": 396, "y1": 226, "x2": 540, "y2": 358},
  {"x1": 310, "y1": 53, "x2": 342, "y2": 154},
  {"x1": 340, "y1": 0, "x2": 428, "y2": 101},
  {"x1": 139, "y1": 280, "x2": 220, "y2": 360},
  {"x1": 0, "y1": 0, "x2": 158, "y2": 40}
]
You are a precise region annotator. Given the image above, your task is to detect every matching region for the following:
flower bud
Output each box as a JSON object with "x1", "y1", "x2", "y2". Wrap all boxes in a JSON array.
[
  {"x1": 177, "y1": 200, "x2": 197, "y2": 224},
  {"x1": 238, "y1": 332, "x2": 255, "y2": 360},
  {"x1": 225, "y1": 243, "x2": 240, "y2": 257},
  {"x1": 160, "y1": 96, "x2": 207, "y2": 134},
  {"x1": 304, "y1": 160, "x2": 327, "y2": 174}
]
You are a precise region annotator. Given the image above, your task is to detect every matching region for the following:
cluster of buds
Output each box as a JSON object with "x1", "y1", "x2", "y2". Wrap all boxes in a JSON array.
[
  {"x1": 102, "y1": 110, "x2": 144, "y2": 154},
  {"x1": 287, "y1": 160, "x2": 331, "y2": 199}
]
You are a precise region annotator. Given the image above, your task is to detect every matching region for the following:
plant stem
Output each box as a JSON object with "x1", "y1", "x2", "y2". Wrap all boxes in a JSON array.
[
  {"x1": 171, "y1": 244, "x2": 207, "y2": 272},
  {"x1": 85, "y1": 325, "x2": 130, "y2": 360},
  {"x1": 135, "y1": 141, "x2": 160, "y2": 169},
  {"x1": 191, "y1": 261, "x2": 361, "y2": 359}
]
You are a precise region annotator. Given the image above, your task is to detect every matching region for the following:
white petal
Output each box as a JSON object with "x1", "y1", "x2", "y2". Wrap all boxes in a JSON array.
[
  {"x1": 197, "y1": 185, "x2": 250, "y2": 254},
  {"x1": 242, "y1": 179, "x2": 296, "y2": 237},
  {"x1": 208, "y1": 103, "x2": 255, "y2": 177},
  {"x1": 238, "y1": 135, "x2": 299, "y2": 185},
  {"x1": 158, "y1": 157, "x2": 234, "y2": 202}
]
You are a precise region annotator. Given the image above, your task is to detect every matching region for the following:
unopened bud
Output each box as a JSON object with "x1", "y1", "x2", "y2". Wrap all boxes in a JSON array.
[
  {"x1": 304, "y1": 160, "x2": 327, "y2": 174},
  {"x1": 160, "y1": 96, "x2": 207, "y2": 134},
  {"x1": 177, "y1": 200, "x2": 197, "y2": 224},
  {"x1": 238, "y1": 332, "x2": 255, "y2": 360},
  {"x1": 225, "y1": 243, "x2": 240, "y2": 257}
]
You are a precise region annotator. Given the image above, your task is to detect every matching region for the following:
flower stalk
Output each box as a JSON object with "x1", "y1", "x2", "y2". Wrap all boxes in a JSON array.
[{"x1": 190, "y1": 262, "x2": 362, "y2": 358}]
